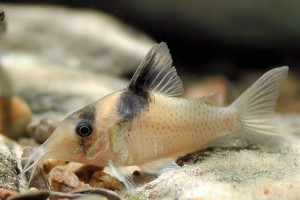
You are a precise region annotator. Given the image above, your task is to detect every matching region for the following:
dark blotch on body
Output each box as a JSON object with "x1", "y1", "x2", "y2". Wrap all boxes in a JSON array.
[
  {"x1": 118, "y1": 90, "x2": 149, "y2": 123},
  {"x1": 78, "y1": 104, "x2": 96, "y2": 123}
]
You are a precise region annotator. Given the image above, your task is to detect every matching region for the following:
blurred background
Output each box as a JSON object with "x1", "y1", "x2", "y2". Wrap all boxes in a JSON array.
[
  {"x1": 0, "y1": 0, "x2": 299, "y2": 142},
  {"x1": 2, "y1": 0, "x2": 300, "y2": 76}
]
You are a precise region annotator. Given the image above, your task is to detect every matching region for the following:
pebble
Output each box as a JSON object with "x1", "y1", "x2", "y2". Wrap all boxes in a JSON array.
[
  {"x1": 65, "y1": 162, "x2": 103, "y2": 184},
  {"x1": 49, "y1": 165, "x2": 90, "y2": 192},
  {"x1": 0, "y1": 97, "x2": 32, "y2": 140},
  {"x1": 27, "y1": 112, "x2": 63, "y2": 143},
  {"x1": 89, "y1": 171, "x2": 123, "y2": 190},
  {"x1": 42, "y1": 159, "x2": 67, "y2": 174}
]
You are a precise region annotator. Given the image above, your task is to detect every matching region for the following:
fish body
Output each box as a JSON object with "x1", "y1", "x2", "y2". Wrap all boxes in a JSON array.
[
  {"x1": 118, "y1": 92, "x2": 234, "y2": 166},
  {"x1": 20, "y1": 43, "x2": 291, "y2": 192}
]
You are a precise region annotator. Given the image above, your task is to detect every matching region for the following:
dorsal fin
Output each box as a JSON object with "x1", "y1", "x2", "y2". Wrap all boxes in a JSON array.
[{"x1": 128, "y1": 42, "x2": 183, "y2": 96}]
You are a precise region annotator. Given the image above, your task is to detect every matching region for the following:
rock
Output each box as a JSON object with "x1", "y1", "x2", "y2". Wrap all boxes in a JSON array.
[
  {"x1": 128, "y1": 148, "x2": 300, "y2": 200},
  {"x1": 0, "y1": 97, "x2": 32, "y2": 140},
  {"x1": 65, "y1": 163, "x2": 103, "y2": 184},
  {"x1": 41, "y1": 159, "x2": 67, "y2": 175},
  {"x1": 49, "y1": 165, "x2": 90, "y2": 192},
  {"x1": 89, "y1": 171, "x2": 123, "y2": 190},
  {"x1": 0, "y1": 4, "x2": 154, "y2": 75},
  {"x1": 0, "y1": 134, "x2": 22, "y2": 192},
  {"x1": 26, "y1": 112, "x2": 64, "y2": 144},
  {"x1": 21, "y1": 146, "x2": 49, "y2": 190},
  {"x1": 49, "y1": 163, "x2": 122, "y2": 192}
]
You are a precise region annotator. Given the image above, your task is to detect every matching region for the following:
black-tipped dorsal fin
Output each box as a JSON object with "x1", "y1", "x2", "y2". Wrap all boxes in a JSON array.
[{"x1": 128, "y1": 42, "x2": 184, "y2": 96}]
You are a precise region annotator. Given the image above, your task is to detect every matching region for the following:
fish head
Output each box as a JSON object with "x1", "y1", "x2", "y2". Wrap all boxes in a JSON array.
[
  {"x1": 45, "y1": 92, "x2": 122, "y2": 164},
  {"x1": 20, "y1": 92, "x2": 122, "y2": 178}
]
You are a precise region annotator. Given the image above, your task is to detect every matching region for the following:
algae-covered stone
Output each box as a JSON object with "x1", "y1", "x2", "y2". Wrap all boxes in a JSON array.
[{"x1": 0, "y1": 134, "x2": 22, "y2": 191}]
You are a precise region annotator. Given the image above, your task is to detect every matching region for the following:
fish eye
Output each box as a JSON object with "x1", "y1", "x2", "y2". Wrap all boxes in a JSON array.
[{"x1": 76, "y1": 122, "x2": 93, "y2": 138}]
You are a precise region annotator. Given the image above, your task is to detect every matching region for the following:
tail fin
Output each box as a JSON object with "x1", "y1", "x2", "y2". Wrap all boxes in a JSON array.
[{"x1": 231, "y1": 66, "x2": 291, "y2": 150}]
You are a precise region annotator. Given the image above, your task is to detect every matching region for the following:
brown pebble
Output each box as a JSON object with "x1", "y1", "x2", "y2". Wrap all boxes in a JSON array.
[
  {"x1": 28, "y1": 187, "x2": 38, "y2": 191},
  {"x1": 0, "y1": 97, "x2": 32, "y2": 140},
  {"x1": 50, "y1": 165, "x2": 90, "y2": 192},
  {"x1": 42, "y1": 159, "x2": 67, "y2": 174},
  {"x1": 66, "y1": 162, "x2": 104, "y2": 184},
  {"x1": 89, "y1": 171, "x2": 122, "y2": 190}
]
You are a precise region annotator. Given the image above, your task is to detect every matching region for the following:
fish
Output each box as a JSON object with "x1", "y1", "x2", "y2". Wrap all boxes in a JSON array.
[{"x1": 19, "y1": 42, "x2": 292, "y2": 192}]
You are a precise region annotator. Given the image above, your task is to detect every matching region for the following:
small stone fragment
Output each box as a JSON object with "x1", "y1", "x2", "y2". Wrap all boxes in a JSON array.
[
  {"x1": 42, "y1": 159, "x2": 67, "y2": 174},
  {"x1": 89, "y1": 171, "x2": 123, "y2": 190},
  {"x1": 28, "y1": 187, "x2": 38, "y2": 191},
  {"x1": 66, "y1": 162, "x2": 103, "y2": 184},
  {"x1": 50, "y1": 166, "x2": 90, "y2": 192},
  {"x1": 0, "y1": 97, "x2": 32, "y2": 140},
  {"x1": 27, "y1": 112, "x2": 63, "y2": 143},
  {"x1": 21, "y1": 146, "x2": 49, "y2": 190}
]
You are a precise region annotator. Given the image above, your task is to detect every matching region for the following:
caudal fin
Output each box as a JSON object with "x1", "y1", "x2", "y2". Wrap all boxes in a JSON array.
[{"x1": 231, "y1": 66, "x2": 292, "y2": 150}]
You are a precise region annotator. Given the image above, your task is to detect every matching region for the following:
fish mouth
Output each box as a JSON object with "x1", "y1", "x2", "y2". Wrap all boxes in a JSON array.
[{"x1": 15, "y1": 144, "x2": 67, "y2": 185}]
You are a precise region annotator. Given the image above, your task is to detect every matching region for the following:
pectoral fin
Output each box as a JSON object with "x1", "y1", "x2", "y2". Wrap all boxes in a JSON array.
[
  {"x1": 108, "y1": 160, "x2": 134, "y2": 193},
  {"x1": 139, "y1": 158, "x2": 179, "y2": 174}
]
